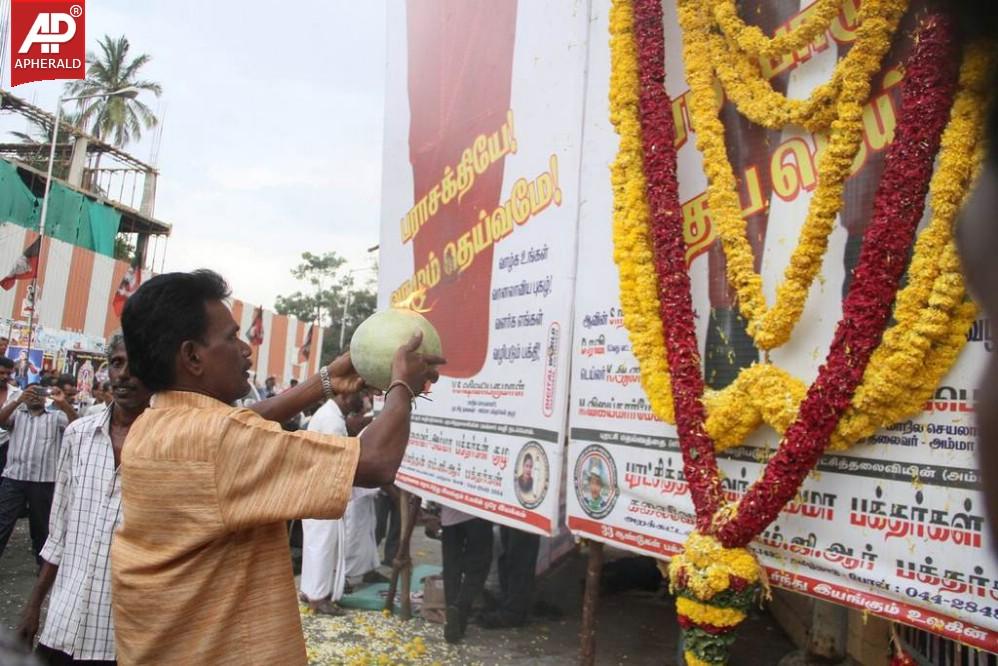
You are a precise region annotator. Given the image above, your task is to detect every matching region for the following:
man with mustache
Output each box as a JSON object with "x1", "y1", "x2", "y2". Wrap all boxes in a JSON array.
[
  {"x1": 111, "y1": 270, "x2": 444, "y2": 665},
  {"x1": 16, "y1": 334, "x2": 150, "y2": 665}
]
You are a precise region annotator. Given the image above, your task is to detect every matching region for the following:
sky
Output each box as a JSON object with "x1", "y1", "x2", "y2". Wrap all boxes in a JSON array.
[{"x1": 1, "y1": 0, "x2": 387, "y2": 309}]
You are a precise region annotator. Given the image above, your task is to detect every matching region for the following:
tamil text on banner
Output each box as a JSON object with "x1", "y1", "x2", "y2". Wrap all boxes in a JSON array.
[
  {"x1": 377, "y1": 0, "x2": 588, "y2": 535},
  {"x1": 565, "y1": 0, "x2": 996, "y2": 651}
]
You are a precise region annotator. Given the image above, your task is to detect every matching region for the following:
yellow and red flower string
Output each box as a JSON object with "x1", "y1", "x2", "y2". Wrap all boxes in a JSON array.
[{"x1": 616, "y1": 0, "x2": 965, "y2": 662}]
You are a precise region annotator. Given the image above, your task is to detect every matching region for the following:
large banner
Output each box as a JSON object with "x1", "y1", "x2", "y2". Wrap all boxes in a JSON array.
[
  {"x1": 566, "y1": 0, "x2": 997, "y2": 651},
  {"x1": 378, "y1": 0, "x2": 588, "y2": 535}
]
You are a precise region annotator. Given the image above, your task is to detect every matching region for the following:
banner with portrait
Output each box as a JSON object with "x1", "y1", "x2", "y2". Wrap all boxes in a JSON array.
[{"x1": 566, "y1": 0, "x2": 996, "y2": 651}]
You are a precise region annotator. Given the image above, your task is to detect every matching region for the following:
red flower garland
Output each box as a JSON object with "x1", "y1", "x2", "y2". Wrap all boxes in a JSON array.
[
  {"x1": 630, "y1": 0, "x2": 959, "y2": 546},
  {"x1": 633, "y1": 0, "x2": 724, "y2": 531}
]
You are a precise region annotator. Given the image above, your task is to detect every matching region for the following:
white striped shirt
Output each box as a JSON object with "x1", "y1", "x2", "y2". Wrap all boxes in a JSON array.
[
  {"x1": 38, "y1": 406, "x2": 120, "y2": 661},
  {"x1": 3, "y1": 404, "x2": 68, "y2": 482}
]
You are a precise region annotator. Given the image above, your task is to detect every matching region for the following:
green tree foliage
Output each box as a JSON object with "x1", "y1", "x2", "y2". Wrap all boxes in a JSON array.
[
  {"x1": 65, "y1": 35, "x2": 162, "y2": 148},
  {"x1": 275, "y1": 252, "x2": 378, "y2": 365}
]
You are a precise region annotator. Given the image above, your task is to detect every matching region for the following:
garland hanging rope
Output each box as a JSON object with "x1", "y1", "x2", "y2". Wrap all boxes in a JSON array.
[{"x1": 610, "y1": 0, "x2": 987, "y2": 661}]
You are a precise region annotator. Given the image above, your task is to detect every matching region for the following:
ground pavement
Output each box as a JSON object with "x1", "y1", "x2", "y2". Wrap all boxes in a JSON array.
[{"x1": 0, "y1": 518, "x2": 795, "y2": 665}]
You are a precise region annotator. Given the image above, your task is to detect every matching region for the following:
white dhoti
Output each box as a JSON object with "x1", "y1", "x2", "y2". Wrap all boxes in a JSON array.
[
  {"x1": 300, "y1": 518, "x2": 347, "y2": 601},
  {"x1": 300, "y1": 401, "x2": 355, "y2": 601},
  {"x1": 344, "y1": 489, "x2": 380, "y2": 578}
]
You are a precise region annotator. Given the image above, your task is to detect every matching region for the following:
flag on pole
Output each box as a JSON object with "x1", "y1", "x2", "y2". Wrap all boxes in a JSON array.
[
  {"x1": 111, "y1": 262, "x2": 142, "y2": 317},
  {"x1": 247, "y1": 306, "x2": 265, "y2": 346},
  {"x1": 1, "y1": 236, "x2": 41, "y2": 291},
  {"x1": 298, "y1": 323, "x2": 315, "y2": 363}
]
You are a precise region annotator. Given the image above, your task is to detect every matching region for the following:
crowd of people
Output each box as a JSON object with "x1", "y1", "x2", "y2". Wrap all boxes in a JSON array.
[
  {"x1": 1, "y1": 6, "x2": 997, "y2": 661},
  {"x1": 0, "y1": 266, "x2": 553, "y2": 665},
  {"x1": 0, "y1": 269, "x2": 442, "y2": 665}
]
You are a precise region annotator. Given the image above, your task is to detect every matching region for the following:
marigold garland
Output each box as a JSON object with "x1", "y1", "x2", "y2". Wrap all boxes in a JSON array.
[
  {"x1": 609, "y1": 0, "x2": 676, "y2": 424},
  {"x1": 616, "y1": 1, "x2": 967, "y2": 662},
  {"x1": 708, "y1": 45, "x2": 989, "y2": 453},
  {"x1": 679, "y1": 0, "x2": 909, "y2": 350},
  {"x1": 668, "y1": 532, "x2": 763, "y2": 666},
  {"x1": 715, "y1": 11, "x2": 960, "y2": 547},
  {"x1": 710, "y1": 0, "x2": 842, "y2": 59},
  {"x1": 612, "y1": 26, "x2": 989, "y2": 455},
  {"x1": 702, "y1": 0, "x2": 908, "y2": 133}
]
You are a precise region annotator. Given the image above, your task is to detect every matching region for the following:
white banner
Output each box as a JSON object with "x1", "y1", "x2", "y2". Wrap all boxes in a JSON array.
[
  {"x1": 378, "y1": 1, "x2": 589, "y2": 535},
  {"x1": 566, "y1": 0, "x2": 997, "y2": 651}
]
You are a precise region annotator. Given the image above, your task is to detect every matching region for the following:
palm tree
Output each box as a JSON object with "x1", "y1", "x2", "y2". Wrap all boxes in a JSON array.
[{"x1": 64, "y1": 35, "x2": 162, "y2": 148}]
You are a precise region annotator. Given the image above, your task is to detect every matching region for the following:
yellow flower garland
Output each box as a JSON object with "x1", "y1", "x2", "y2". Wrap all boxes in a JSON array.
[
  {"x1": 704, "y1": 0, "x2": 907, "y2": 132},
  {"x1": 684, "y1": 653, "x2": 713, "y2": 666},
  {"x1": 834, "y1": 46, "x2": 990, "y2": 446},
  {"x1": 613, "y1": 1, "x2": 990, "y2": 453},
  {"x1": 679, "y1": 0, "x2": 908, "y2": 351},
  {"x1": 668, "y1": 532, "x2": 761, "y2": 600},
  {"x1": 676, "y1": 597, "x2": 747, "y2": 628},
  {"x1": 610, "y1": 0, "x2": 676, "y2": 423},
  {"x1": 710, "y1": 0, "x2": 843, "y2": 59}
]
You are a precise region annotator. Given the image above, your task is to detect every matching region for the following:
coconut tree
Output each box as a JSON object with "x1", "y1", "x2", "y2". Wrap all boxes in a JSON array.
[{"x1": 64, "y1": 35, "x2": 162, "y2": 148}]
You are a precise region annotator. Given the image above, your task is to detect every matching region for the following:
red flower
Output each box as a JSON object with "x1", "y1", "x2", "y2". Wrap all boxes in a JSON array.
[{"x1": 728, "y1": 576, "x2": 748, "y2": 593}]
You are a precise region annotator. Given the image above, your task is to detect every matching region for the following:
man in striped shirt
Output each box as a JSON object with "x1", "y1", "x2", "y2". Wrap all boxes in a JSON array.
[
  {"x1": 112, "y1": 270, "x2": 444, "y2": 664},
  {"x1": 0, "y1": 381, "x2": 77, "y2": 563},
  {"x1": 16, "y1": 334, "x2": 150, "y2": 665}
]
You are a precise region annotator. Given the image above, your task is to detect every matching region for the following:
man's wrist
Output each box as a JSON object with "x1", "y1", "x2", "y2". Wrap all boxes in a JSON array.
[{"x1": 384, "y1": 383, "x2": 414, "y2": 411}]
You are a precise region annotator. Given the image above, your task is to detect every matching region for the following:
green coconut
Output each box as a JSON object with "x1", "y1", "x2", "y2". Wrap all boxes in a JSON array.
[{"x1": 350, "y1": 308, "x2": 443, "y2": 391}]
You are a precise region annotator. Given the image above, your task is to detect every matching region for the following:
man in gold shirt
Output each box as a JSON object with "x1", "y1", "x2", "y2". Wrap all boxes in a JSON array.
[{"x1": 111, "y1": 270, "x2": 443, "y2": 665}]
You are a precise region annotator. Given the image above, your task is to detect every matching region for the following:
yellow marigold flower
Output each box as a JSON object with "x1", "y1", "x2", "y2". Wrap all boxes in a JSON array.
[{"x1": 676, "y1": 596, "x2": 747, "y2": 628}]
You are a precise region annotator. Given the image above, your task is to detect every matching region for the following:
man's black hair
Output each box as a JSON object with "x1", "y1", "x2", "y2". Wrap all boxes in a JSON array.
[
  {"x1": 56, "y1": 374, "x2": 76, "y2": 389},
  {"x1": 121, "y1": 269, "x2": 232, "y2": 393},
  {"x1": 107, "y1": 332, "x2": 125, "y2": 361},
  {"x1": 40, "y1": 376, "x2": 57, "y2": 388},
  {"x1": 0, "y1": 357, "x2": 12, "y2": 370}
]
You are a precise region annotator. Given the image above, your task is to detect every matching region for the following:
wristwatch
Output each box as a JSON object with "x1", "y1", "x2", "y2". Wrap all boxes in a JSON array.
[{"x1": 318, "y1": 366, "x2": 334, "y2": 401}]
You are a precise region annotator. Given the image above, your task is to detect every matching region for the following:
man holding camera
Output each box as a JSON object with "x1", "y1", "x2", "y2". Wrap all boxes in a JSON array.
[{"x1": 0, "y1": 382, "x2": 78, "y2": 563}]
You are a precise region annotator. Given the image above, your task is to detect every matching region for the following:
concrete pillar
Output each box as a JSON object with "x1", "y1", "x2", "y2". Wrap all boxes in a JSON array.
[
  {"x1": 140, "y1": 170, "x2": 157, "y2": 217},
  {"x1": 67, "y1": 136, "x2": 88, "y2": 187},
  {"x1": 135, "y1": 233, "x2": 149, "y2": 269}
]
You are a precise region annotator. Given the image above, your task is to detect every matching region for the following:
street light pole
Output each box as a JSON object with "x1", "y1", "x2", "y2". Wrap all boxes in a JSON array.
[{"x1": 24, "y1": 86, "x2": 141, "y2": 360}]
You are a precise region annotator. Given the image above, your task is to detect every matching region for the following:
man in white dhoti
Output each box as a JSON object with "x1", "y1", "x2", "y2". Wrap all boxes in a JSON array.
[
  {"x1": 343, "y1": 486, "x2": 381, "y2": 584},
  {"x1": 298, "y1": 389, "x2": 367, "y2": 615}
]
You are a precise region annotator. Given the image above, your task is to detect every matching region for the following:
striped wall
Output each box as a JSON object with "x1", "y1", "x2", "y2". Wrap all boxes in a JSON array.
[{"x1": 0, "y1": 222, "x2": 322, "y2": 386}]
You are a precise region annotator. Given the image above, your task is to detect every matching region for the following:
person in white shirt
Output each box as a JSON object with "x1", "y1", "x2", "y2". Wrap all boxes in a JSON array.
[
  {"x1": 298, "y1": 389, "x2": 368, "y2": 615},
  {"x1": 16, "y1": 334, "x2": 151, "y2": 664},
  {"x1": 83, "y1": 381, "x2": 112, "y2": 418}
]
